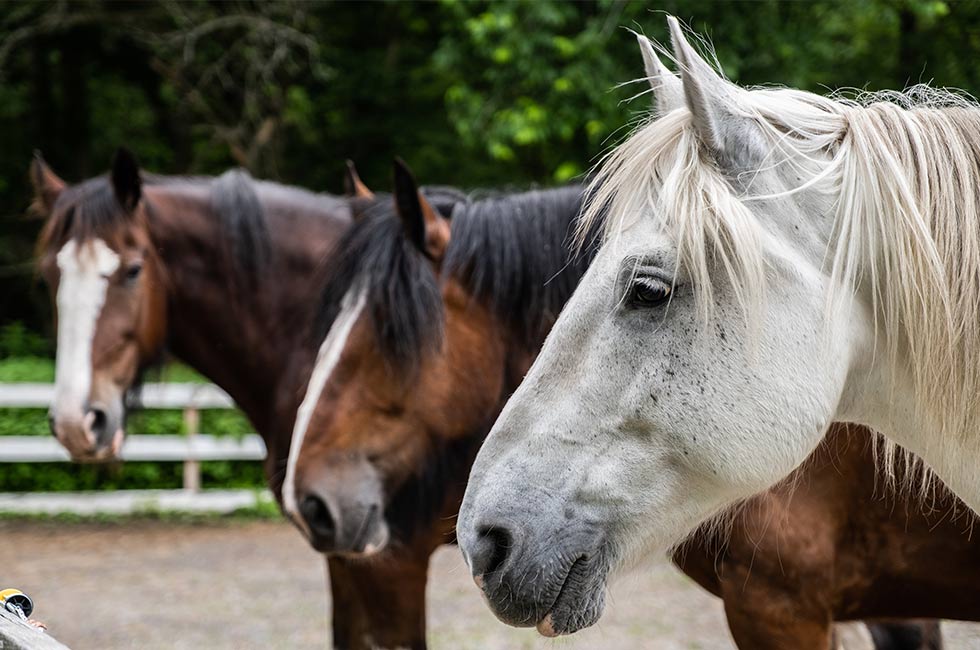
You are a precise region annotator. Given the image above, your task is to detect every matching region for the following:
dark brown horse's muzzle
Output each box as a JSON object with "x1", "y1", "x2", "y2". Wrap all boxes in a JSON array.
[{"x1": 49, "y1": 400, "x2": 125, "y2": 462}]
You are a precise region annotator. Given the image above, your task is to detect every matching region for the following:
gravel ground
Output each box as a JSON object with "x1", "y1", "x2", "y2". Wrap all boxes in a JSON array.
[{"x1": 2, "y1": 519, "x2": 979, "y2": 649}]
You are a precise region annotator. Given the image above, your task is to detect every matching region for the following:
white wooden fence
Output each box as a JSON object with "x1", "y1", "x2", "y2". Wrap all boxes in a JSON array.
[{"x1": 0, "y1": 383, "x2": 272, "y2": 515}]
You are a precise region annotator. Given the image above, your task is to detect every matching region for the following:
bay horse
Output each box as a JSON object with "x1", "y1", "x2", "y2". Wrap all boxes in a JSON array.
[
  {"x1": 458, "y1": 16, "x2": 980, "y2": 638},
  {"x1": 32, "y1": 150, "x2": 465, "y2": 649},
  {"x1": 285, "y1": 160, "x2": 950, "y2": 648},
  {"x1": 283, "y1": 159, "x2": 591, "y2": 648}
]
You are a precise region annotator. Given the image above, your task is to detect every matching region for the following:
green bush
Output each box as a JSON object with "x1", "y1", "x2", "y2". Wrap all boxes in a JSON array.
[
  {"x1": 0, "y1": 356, "x2": 54, "y2": 382},
  {"x1": 0, "y1": 460, "x2": 266, "y2": 492},
  {"x1": 0, "y1": 323, "x2": 51, "y2": 359}
]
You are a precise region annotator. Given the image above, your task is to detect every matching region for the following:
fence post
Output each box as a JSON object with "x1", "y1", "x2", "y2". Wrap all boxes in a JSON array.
[{"x1": 183, "y1": 406, "x2": 201, "y2": 492}]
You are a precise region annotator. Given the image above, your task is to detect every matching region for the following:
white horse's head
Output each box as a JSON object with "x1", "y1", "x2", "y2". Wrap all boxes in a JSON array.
[{"x1": 459, "y1": 17, "x2": 980, "y2": 637}]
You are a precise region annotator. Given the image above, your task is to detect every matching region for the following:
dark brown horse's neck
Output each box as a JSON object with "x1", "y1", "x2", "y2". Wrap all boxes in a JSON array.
[{"x1": 143, "y1": 183, "x2": 349, "y2": 462}]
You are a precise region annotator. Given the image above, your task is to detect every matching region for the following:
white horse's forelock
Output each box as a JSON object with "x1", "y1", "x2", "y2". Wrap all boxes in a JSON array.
[{"x1": 581, "y1": 78, "x2": 980, "y2": 456}]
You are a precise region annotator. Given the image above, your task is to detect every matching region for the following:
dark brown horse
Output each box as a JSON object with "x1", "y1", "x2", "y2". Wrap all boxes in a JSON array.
[
  {"x1": 34, "y1": 149, "x2": 350, "y2": 474},
  {"x1": 289, "y1": 160, "x2": 965, "y2": 649}
]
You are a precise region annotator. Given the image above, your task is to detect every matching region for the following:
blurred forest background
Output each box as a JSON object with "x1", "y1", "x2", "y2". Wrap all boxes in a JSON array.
[
  {"x1": 0, "y1": 0, "x2": 971, "y2": 492},
  {"x1": 0, "y1": 0, "x2": 971, "y2": 345}
]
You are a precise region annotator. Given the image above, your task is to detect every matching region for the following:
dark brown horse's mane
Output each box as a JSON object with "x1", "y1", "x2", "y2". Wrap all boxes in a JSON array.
[
  {"x1": 34, "y1": 170, "x2": 293, "y2": 297},
  {"x1": 313, "y1": 184, "x2": 596, "y2": 372},
  {"x1": 35, "y1": 175, "x2": 133, "y2": 256}
]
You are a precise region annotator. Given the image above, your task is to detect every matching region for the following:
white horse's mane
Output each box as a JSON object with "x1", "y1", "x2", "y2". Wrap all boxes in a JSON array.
[{"x1": 581, "y1": 78, "x2": 980, "y2": 446}]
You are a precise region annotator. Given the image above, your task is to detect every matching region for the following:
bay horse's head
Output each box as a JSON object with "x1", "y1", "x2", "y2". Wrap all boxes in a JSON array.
[
  {"x1": 281, "y1": 159, "x2": 500, "y2": 555},
  {"x1": 33, "y1": 149, "x2": 167, "y2": 461}
]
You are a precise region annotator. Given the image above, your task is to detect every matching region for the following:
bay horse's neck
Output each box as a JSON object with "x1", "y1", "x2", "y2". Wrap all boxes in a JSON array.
[
  {"x1": 144, "y1": 181, "x2": 349, "y2": 459},
  {"x1": 457, "y1": 184, "x2": 593, "y2": 390}
]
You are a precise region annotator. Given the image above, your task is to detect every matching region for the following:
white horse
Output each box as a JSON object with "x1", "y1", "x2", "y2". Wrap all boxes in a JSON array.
[{"x1": 457, "y1": 16, "x2": 980, "y2": 638}]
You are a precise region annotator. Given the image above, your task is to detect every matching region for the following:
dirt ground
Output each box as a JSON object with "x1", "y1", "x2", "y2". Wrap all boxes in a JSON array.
[{"x1": 2, "y1": 519, "x2": 979, "y2": 650}]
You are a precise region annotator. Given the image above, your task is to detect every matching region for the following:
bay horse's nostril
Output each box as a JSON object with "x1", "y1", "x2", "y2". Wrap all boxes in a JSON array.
[
  {"x1": 300, "y1": 494, "x2": 337, "y2": 545},
  {"x1": 469, "y1": 524, "x2": 514, "y2": 581}
]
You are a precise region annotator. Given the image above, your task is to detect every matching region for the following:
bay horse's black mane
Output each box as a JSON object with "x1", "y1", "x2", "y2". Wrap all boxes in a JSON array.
[{"x1": 314, "y1": 184, "x2": 595, "y2": 371}]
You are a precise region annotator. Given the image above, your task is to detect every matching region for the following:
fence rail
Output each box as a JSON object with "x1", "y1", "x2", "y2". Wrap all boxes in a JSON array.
[
  {"x1": 0, "y1": 382, "x2": 234, "y2": 409},
  {"x1": 0, "y1": 382, "x2": 268, "y2": 514},
  {"x1": 0, "y1": 434, "x2": 265, "y2": 463}
]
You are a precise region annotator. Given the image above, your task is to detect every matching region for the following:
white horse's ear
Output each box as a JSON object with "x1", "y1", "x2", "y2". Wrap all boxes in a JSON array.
[
  {"x1": 668, "y1": 16, "x2": 737, "y2": 154},
  {"x1": 636, "y1": 34, "x2": 683, "y2": 117}
]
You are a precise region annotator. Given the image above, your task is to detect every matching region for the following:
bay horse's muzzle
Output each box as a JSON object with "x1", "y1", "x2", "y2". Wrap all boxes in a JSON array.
[{"x1": 294, "y1": 459, "x2": 389, "y2": 556}]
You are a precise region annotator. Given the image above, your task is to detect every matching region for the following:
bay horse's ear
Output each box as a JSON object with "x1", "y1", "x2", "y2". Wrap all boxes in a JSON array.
[
  {"x1": 30, "y1": 151, "x2": 66, "y2": 215},
  {"x1": 668, "y1": 17, "x2": 741, "y2": 156},
  {"x1": 343, "y1": 160, "x2": 374, "y2": 200},
  {"x1": 392, "y1": 158, "x2": 450, "y2": 261},
  {"x1": 636, "y1": 34, "x2": 683, "y2": 117},
  {"x1": 111, "y1": 147, "x2": 142, "y2": 212}
]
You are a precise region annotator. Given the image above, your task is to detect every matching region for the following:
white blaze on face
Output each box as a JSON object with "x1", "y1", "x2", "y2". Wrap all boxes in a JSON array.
[
  {"x1": 283, "y1": 286, "x2": 368, "y2": 532},
  {"x1": 53, "y1": 239, "x2": 120, "y2": 427}
]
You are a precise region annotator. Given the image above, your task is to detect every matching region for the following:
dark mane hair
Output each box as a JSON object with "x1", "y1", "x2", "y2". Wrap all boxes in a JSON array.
[
  {"x1": 313, "y1": 186, "x2": 465, "y2": 368},
  {"x1": 37, "y1": 170, "x2": 274, "y2": 294},
  {"x1": 314, "y1": 184, "x2": 595, "y2": 371},
  {"x1": 444, "y1": 185, "x2": 591, "y2": 347},
  {"x1": 211, "y1": 169, "x2": 271, "y2": 293},
  {"x1": 36, "y1": 176, "x2": 130, "y2": 254}
]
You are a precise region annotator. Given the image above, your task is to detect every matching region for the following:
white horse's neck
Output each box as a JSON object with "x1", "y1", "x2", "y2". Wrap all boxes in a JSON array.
[{"x1": 824, "y1": 104, "x2": 980, "y2": 509}]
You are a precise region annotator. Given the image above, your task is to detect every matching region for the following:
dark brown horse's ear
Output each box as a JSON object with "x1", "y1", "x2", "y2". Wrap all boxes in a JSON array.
[
  {"x1": 111, "y1": 147, "x2": 142, "y2": 212},
  {"x1": 30, "y1": 151, "x2": 66, "y2": 216},
  {"x1": 343, "y1": 160, "x2": 374, "y2": 200},
  {"x1": 392, "y1": 157, "x2": 450, "y2": 261}
]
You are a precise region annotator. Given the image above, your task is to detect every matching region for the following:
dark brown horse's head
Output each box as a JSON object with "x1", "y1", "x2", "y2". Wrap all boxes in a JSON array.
[
  {"x1": 33, "y1": 149, "x2": 167, "y2": 461},
  {"x1": 282, "y1": 160, "x2": 588, "y2": 556}
]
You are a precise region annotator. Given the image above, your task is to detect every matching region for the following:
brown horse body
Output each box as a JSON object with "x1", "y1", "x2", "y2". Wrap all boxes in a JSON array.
[
  {"x1": 294, "y1": 163, "x2": 970, "y2": 649},
  {"x1": 678, "y1": 424, "x2": 975, "y2": 648}
]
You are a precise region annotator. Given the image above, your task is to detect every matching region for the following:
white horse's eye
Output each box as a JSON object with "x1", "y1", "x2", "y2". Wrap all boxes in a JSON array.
[{"x1": 627, "y1": 277, "x2": 671, "y2": 308}]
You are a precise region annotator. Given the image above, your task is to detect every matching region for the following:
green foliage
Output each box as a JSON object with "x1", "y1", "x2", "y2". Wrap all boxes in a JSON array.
[
  {"x1": 435, "y1": 0, "x2": 645, "y2": 183},
  {"x1": 4, "y1": 0, "x2": 980, "y2": 335},
  {"x1": 0, "y1": 356, "x2": 54, "y2": 382},
  {"x1": 0, "y1": 323, "x2": 50, "y2": 359},
  {"x1": 0, "y1": 461, "x2": 265, "y2": 492}
]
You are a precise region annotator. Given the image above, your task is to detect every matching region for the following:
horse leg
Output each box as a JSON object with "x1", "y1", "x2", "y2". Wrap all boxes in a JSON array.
[
  {"x1": 326, "y1": 551, "x2": 429, "y2": 650},
  {"x1": 721, "y1": 578, "x2": 834, "y2": 650},
  {"x1": 867, "y1": 621, "x2": 943, "y2": 650},
  {"x1": 725, "y1": 604, "x2": 832, "y2": 649}
]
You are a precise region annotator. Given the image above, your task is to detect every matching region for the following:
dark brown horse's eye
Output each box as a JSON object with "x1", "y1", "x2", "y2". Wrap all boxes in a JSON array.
[
  {"x1": 628, "y1": 277, "x2": 671, "y2": 308},
  {"x1": 125, "y1": 263, "x2": 143, "y2": 282}
]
